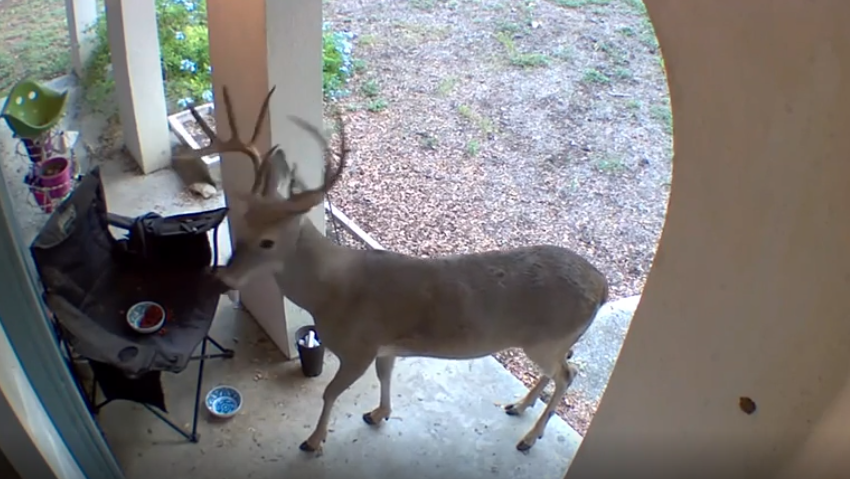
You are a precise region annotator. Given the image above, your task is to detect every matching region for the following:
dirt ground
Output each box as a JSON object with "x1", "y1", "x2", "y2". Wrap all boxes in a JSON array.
[{"x1": 319, "y1": 0, "x2": 674, "y2": 435}]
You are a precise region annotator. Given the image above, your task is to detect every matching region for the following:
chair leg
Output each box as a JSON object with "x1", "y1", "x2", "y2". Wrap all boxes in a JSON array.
[
  {"x1": 141, "y1": 404, "x2": 199, "y2": 442},
  {"x1": 56, "y1": 333, "x2": 101, "y2": 415},
  {"x1": 190, "y1": 335, "x2": 235, "y2": 361},
  {"x1": 189, "y1": 335, "x2": 208, "y2": 442},
  {"x1": 70, "y1": 336, "x2": 233, "y2": 443}
]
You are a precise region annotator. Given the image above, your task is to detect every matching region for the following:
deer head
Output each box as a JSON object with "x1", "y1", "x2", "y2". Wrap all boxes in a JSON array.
[{"x1": 174, "y1": 86, "x2": 349, "y2": 289}]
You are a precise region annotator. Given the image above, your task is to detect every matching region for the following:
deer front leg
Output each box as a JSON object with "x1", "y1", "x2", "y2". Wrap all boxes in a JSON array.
[
  {"x1": 363, "y1": 355, "x2": 396, "y2": 425},
  {"x1": 300, "y1": 354, "x2": 374, "y2": 456},
  {"x1": 516, "y1": 362, "x2": 577, "y2": 452},
  {"x1": 504, "y1": 375, "x2": 551, "y2": 416}
]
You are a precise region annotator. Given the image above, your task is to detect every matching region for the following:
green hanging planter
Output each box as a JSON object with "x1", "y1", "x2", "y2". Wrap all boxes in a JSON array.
[{"x1": 1, "y1": 78, "x2": 69, "y2": 139}]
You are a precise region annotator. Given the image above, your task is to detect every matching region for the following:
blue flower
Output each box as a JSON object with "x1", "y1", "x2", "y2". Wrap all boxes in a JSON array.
[
  {"x1": 339, "y1": 40, "x2": 352, "y2": 55},
  {"x1": 177, "y1": 97, "x2": 195, "y2": 108},
  {"x1": 201, "y1": 89, "x2": 214, "y2": 103},
  {"x1": 179, "y1": 59, "x2": 197, "y2": 73},
  {"x1": 183, "y1": 0, "x2": 196, "y2": 11},
  {"x1": 175, "y1": 31, "x2": 185, "y2": 41}
]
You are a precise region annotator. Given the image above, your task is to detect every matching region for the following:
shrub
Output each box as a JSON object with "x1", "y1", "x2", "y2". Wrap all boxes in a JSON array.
[
  {"x1": 82, "y1": 0, "x2": 356, "y2": 114},
  {"x1": 323, "y1": 21, "x2": 355, "y2": 99}
]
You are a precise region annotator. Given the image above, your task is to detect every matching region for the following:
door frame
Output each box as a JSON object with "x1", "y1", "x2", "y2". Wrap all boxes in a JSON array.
[{"x1": 0, "y1": 163, "x2": 123, "y2": 479}]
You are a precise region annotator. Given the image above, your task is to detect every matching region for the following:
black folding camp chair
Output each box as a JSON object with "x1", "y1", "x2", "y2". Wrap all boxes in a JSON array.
[{"x1": 29, "y1": 166, "x2": 233, "y2": 442}]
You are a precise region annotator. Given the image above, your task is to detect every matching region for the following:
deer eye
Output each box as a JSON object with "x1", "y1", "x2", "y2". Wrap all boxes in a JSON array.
[{"x1": 259, "y1": 239, "x2": 275, "y2": 250}]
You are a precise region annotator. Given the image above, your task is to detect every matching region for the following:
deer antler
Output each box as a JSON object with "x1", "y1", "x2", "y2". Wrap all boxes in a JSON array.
[
  {"x1": 278, "y1": 111, "x2": 350, "y2": 211},
  {"x1": 174, "y1": 85, "x2": 278, "y2": 195}
]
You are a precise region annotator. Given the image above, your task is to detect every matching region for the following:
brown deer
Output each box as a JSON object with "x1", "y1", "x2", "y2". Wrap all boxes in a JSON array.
[{"x1": 180, "y1": 86, "x2": 609, "y2": 456}]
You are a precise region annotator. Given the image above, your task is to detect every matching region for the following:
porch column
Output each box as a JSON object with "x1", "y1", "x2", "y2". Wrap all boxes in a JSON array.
[
  {"x1": 207, "y1": 0, "x2": 324, "y2": 360},
  {"x1": 103, "y1": 0, "x2": 171, "y2": 174},
  {"x1": 64, "y1": 0, "x2": 98, "y2": 78},
  {"x1": 565, "y1": 1, "x2": 850, "y2": 479}
]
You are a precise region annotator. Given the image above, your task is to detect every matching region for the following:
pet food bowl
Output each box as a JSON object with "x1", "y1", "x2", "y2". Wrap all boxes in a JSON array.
[
  {"x1": 205, "y1": 385, "x2": 243, "y2": 419},
  {"x1": 126, "y1": 301, "x2": 165, "y2": 334}
]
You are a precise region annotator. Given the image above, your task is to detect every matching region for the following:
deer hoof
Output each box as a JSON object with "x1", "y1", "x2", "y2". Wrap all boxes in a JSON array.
[
  {"x1": 362, "y1": 411, "x2": 390, "y2": 426},
  {"x1": 516, "y1": 440, "x2": 534, "y2": 453},
  {"x1": 299, "y1": 440, "x2": 321, "y2": 454},
  {"x1": 504, "y1": 404, "x2": 522, "y2": 416},
  {"x1": 362, "y1": 412, "x2": 377, "y2": 425}
]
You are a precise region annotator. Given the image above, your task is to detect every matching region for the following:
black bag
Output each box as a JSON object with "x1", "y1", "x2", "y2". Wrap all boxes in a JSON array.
[{"x1": 114, "y1": 208, "x2": 228, "y2": 271}]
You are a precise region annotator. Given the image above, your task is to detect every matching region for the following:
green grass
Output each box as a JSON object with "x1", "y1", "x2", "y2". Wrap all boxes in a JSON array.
[
  {"x1": 465, "y1": 139, "x2": 480, "y2": 157},
  {"x1": 360, "y1": 78, "x2": 381, "y2": 98},
  {"x1": 495, "y1": 32, "x2": 551, "y2": 69},
  {"x1": 366, "y1": 98, "x2": 388, "y2": 113},
  {"x1": 582, "y1": 68, "x2": 611, "y2": 85},
  {"x1": 594, "y1": 155, "x2": 627, "y2": 173},
  {"x1": 435, "y1": 76, "x2": 458, "y2": 96},
  {"x1": 457, "y1": 104, "x2": 495, "y2": 136},
  {"x1": 359, "y1": 78, "x2": 388, "y2": 112},
  {"x1": 650, "y1": 102, "x2": 673, "y2": 133},
  {"x1": 0, "y1": 0, "x2": 72, "y2": 96},
  {"x1": 357, "y1": 34, "x2": 377, "y2": 46},
  {"x1": 625, "y1": 99, "x2": 642, "y2": 111}
]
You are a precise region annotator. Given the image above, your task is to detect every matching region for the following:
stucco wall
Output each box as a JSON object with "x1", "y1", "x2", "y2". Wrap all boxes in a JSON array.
[{"x1": 564, "y1": 1, "x2": 850, "y2": 478}]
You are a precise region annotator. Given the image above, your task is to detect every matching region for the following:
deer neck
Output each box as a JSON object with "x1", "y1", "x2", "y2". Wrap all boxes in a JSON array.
[{"x1": 273, "y1": 216, "x2": 349, "y2": 315}]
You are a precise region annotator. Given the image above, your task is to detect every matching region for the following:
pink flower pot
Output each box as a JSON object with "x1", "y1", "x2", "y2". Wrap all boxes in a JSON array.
[
  {"x1": 36, "y1": 157, "x2": 73, "y2": 200},
  {"x1": 24, "y1": 157, "x2": 73, "y2": 213}
]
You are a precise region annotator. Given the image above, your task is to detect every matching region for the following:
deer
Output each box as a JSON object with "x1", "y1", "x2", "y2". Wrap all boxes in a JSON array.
[{"x1": 179, "y1": 85, "x2": 610, "y2": 456}]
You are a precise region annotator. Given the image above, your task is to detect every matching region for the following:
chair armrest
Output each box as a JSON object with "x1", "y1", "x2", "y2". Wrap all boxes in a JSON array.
[{"x1": 106, "y1": 212, "x2": 135, "y2": 230}]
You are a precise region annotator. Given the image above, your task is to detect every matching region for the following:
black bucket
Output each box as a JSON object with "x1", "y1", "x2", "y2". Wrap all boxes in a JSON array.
[{"x1": 295, "y1": 325, "x2": 325, "y2": 378}]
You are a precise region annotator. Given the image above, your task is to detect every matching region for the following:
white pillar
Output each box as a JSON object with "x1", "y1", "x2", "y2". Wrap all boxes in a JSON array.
[
  {"x1": 104, "y1": 0, "x2": 171, "y2": 174},
  {"x1": 565, "y1": 1, "x2": 850, "y2": 479},
  {"x1": 207, "y1": 0, "x2": 324, "y2": 360},
  {"x1": 65, "y1": 0, "x2": 98, "y2": 78}
]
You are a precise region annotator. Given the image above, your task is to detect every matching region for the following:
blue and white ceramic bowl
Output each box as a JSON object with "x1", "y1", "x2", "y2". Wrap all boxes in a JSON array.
[
  {"x1": 126, "y1": 301, "x2": 165, "y2": 334},
  {"x1": 205, "y1": 385, "x2": 242, "y2": 419}
]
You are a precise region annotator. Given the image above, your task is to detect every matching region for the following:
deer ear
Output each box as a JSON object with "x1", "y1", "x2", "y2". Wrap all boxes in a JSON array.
[
  {"x1": 259, "y1": 149, "x2": 291, "y2": 198},
  {"x1": 257, "y1": 150, "x2": 280, "y2": 198},
  {"x1": 270, "y1": 149, "x2": 291, "y2": 179}
]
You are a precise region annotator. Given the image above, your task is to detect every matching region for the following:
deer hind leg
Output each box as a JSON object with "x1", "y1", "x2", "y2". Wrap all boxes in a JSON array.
[
  {"x1": 515, "y1": 347, "x2": 578, "y2": 452},
  {"x1": 300, "y1": 353, "x2": 374, "y2": 456},
  {"x1": 363, "y1": 355, "x2": 396, "y2": 425},
  {"x1": 504, "y1": 375, "x2": 551, "y2": 416},
  {"x1": 504, "y1": 348, "x2": 576, "y2": 417}
]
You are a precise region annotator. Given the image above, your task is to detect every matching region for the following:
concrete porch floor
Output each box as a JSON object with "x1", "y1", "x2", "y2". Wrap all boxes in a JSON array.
[{"x1": 93, "y1": 295, "x2": 582, "y2": 479}]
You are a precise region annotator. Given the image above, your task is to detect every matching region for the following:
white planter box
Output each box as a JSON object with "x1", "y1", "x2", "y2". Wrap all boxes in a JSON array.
[{"x1": 167, "y1": 102, "x2": 220, "y2": 166}]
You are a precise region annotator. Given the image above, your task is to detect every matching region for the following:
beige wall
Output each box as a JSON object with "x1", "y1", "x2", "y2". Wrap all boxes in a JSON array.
[{"x1": 565, "y1": 1, "x2": 850, "y2": 478}]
